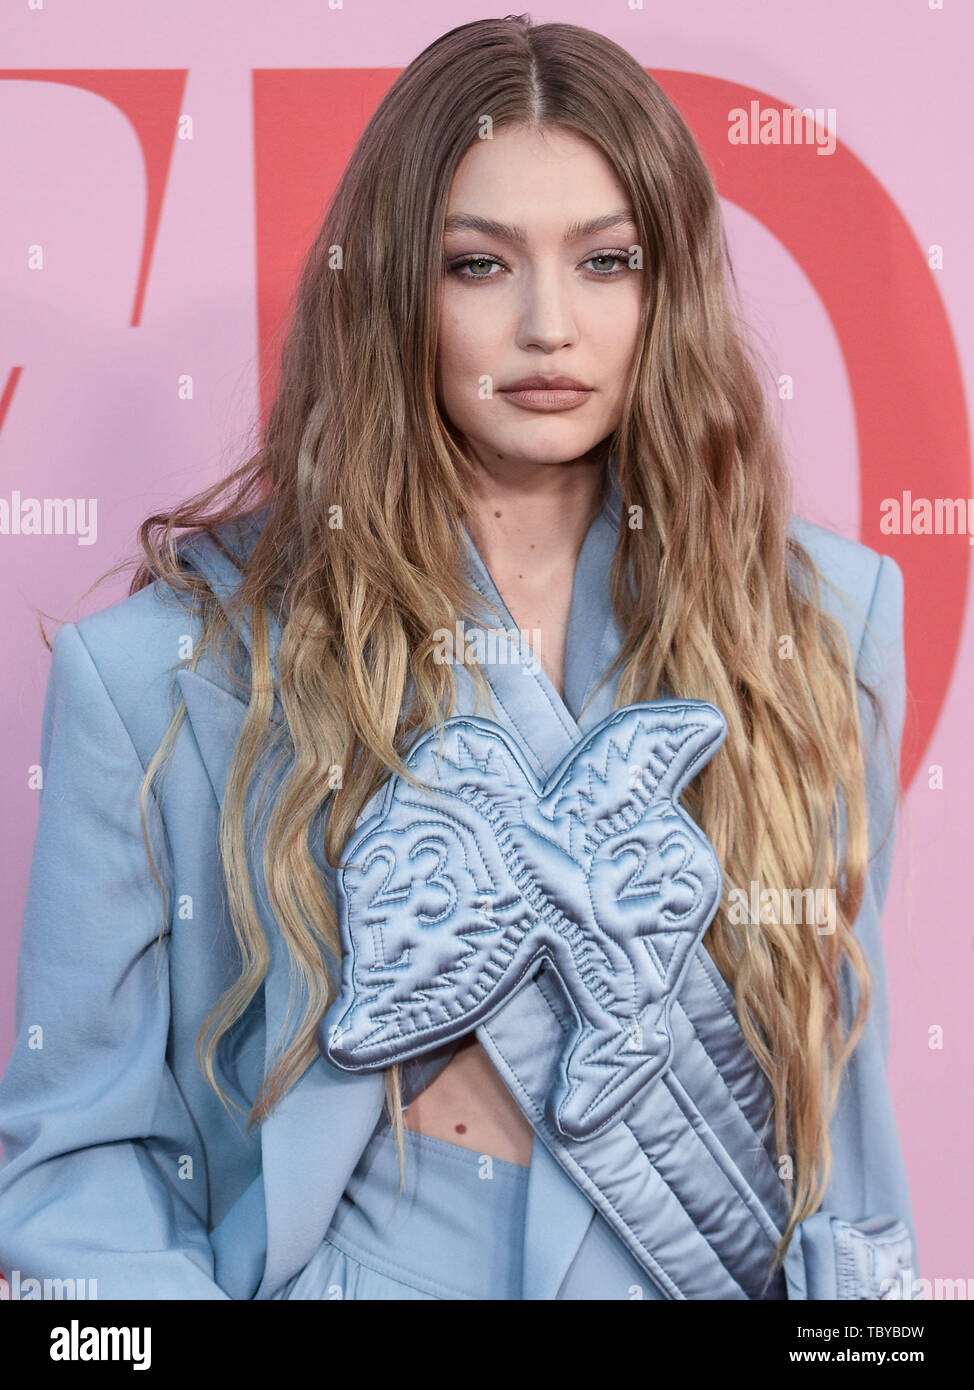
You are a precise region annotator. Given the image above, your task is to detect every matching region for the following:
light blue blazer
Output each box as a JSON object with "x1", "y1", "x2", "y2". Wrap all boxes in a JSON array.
[{"x1": 0, "y1": 482, "x2": 919, "y2": 1300}]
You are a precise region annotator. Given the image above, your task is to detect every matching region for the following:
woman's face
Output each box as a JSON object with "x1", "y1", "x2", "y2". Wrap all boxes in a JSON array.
[{"x1": 436, "y1": 123, "x2": 643, "y2": 473}]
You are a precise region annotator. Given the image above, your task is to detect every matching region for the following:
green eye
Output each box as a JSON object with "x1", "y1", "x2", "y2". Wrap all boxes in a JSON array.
[
  {"x1": 584, "y1": 252, "x2": 629, "y2": 275},
  {"x1": 450, "y1": 255, "x2": 503, "y2": 279}
]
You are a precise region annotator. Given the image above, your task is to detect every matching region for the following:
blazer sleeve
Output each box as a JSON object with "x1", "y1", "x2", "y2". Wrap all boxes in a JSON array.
[
  {"x1": 785, "y1": 554, "x2": 921, "y2": 1300},
  {"x1": 0, "y1": 622, "x2": 230, "y2": 1299}
]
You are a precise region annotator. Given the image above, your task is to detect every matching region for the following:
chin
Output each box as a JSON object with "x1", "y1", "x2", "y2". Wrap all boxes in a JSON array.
[{"x1": 475, "y1": 431, "x2": 607, "y2": 469}]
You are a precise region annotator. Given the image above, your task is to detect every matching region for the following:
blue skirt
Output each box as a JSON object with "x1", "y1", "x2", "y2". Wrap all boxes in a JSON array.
[{"x1": 274, "y1": 1121, "x2": 531, "y2": 1300}]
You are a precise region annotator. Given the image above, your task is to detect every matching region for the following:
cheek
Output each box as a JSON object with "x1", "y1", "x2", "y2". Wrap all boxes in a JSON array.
[
  {"x1": 437, "y1": 300, "x2": 490, "y2": 400},
  {"x1": 596, "y1": 293, "x2": 642, "y2": 381},
  {"x1": 595, "y1": 285, "x2": 642, "y2": 348}
]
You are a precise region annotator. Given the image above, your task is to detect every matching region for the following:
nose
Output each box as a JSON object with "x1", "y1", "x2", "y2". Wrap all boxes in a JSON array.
[{"x1": 514, "y1": 260, "x2": 580, "y2": 353}]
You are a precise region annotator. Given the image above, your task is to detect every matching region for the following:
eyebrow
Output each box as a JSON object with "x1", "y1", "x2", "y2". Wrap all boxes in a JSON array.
[{"x1": 442, "y1": 209, "x2": 637, "y2": 244}]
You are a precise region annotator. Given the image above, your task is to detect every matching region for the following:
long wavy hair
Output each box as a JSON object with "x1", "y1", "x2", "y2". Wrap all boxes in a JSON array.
[{"x1": 88, "y1": 15, "x2": 889, "y2": 1266}]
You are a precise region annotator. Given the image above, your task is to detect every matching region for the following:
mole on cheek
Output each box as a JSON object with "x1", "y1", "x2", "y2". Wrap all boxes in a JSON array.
[{"x1": 455, "y1": 1123, "x2": 468, "y2": 1135}]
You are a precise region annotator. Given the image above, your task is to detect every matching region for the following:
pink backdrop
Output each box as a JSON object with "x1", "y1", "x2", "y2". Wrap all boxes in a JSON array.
[{"x1": 1, "y1": 1, "x2": 971, "y2": 1287}]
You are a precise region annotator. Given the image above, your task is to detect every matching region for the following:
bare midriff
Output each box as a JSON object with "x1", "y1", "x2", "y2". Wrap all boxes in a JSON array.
[{"x1": 403, "y1": 1033, "x2": 535, "y2": 1166}]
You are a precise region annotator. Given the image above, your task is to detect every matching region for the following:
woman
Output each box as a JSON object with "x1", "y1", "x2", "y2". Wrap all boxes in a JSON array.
[{"x1": 0, "y1": 16, "x2": 918, "y2": 1300}]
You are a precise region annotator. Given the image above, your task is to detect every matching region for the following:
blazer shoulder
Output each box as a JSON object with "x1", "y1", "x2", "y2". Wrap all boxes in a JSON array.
[
  {"x1": 789, "y1": 515, "x2": 903, "y2": 670},
  {"x1": 65, "y1": 506, "x2": 266, "y2": 676},
  {"x1": 52, "y1": 579, "x2": 206, "y2": 772}
]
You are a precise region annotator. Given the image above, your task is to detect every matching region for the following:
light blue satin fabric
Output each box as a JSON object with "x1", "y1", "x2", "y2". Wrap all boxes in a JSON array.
[{"x1": 0, "y1": 466, "x2": 918, "y2": 1299}]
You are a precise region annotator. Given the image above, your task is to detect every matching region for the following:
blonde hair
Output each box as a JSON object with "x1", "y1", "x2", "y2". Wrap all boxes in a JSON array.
[{"x1": 101, "y1": 16, "x2": 887, "y2": 1268}]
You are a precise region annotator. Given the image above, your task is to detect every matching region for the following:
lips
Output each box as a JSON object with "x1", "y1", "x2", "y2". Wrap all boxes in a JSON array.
[{"x1": 499, "y1": 375, "x2": 594, "y2": 412}]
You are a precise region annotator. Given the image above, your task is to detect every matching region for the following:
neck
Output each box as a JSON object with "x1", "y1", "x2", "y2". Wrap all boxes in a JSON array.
[{"x1": 463, "y1": 446, "x2": 609, "y2": 582}]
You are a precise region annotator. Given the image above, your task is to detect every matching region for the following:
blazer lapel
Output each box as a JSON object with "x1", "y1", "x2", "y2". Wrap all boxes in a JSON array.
[
  {"x1": 521, "y1": 1131, "x2": 597, "y2": 1300},
  {"x1": 176, "y1": 667, "x2": 384, "y2": 1300}
]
